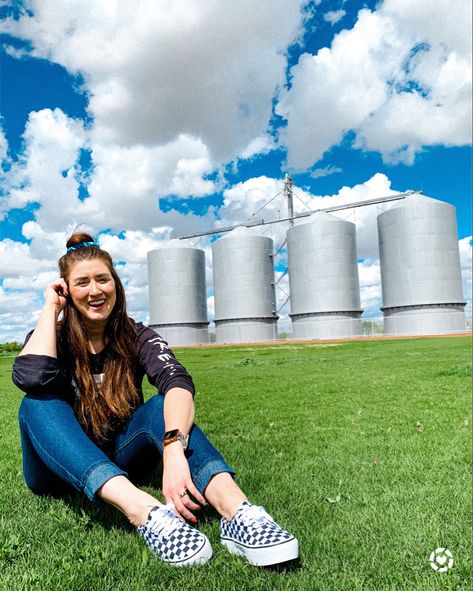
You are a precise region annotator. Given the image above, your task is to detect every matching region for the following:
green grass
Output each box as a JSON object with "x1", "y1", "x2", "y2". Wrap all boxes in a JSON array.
[{"x1": 1, "y1": 337, "x2": 471, "y2": 590}]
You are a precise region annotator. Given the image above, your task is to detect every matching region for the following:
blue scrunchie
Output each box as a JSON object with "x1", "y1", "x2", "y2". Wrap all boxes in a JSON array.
[{"x1": 66, "y1": 241, "x2": 99, "y2": 253}]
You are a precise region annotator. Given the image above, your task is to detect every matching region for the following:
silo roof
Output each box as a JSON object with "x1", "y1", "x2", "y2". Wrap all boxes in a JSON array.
[
  {"x1": 311, "y1": 211, "x2": 344, "y2": 222},
  {"x1": 392, "y1": 193, "x2": 448, "y2": 209}
]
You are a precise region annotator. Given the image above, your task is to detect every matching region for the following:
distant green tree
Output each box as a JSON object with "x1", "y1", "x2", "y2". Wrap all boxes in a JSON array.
[{"x1": 0, "y1": 342, "x2": 22, "y2": 356}]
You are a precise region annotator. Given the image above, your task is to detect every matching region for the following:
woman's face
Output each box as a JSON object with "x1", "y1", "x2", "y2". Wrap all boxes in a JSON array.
[{"x1": 67, "y1": 259, "x2": 117, "y2": 325}]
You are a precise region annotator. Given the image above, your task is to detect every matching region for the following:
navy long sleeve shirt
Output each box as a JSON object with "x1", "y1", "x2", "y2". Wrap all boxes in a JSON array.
[{"x1": 12, "y1": 321, "x2": 195, "y2": 403}]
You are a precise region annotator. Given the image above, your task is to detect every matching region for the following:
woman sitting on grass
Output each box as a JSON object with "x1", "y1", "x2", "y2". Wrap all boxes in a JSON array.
[{"x1": 12, "y1": 231, "x2": 298, "y2": 568}]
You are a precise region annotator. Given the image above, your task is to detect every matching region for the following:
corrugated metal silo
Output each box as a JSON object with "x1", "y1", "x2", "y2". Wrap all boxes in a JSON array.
[
  {"x1": 212, "y1": 230, "x2": 278, "y2": 343},
  {"x1": 377, "y1": 194, "x2": 466, "y2": 335},
  {"x1": 147, "y1": 243, "x2": 209, "y2": 345},
  {"x1": 287, "y1": 212, "x2": 362, "y2": 339}
]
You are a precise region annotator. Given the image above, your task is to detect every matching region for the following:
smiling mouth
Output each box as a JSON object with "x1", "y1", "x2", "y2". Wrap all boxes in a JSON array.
[{"x1": 88, "y1": 299, "x2": 106, "y2": 309}]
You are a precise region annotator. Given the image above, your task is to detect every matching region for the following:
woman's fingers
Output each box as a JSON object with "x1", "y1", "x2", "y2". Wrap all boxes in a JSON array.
[
  {"x1": 58, "y1": 277, "x2": 69, "y2": 296},
  {"x1": 163, "y1": 488, "x2": 197, "y2": 522},
  {"x1": 161, "y1": 452, "x2": 206, "y2": 522},
  {"x1": 181, "y1": 495, "x2": 201, "y2": 511},
  {"x1": 49, "y1": 278, "x2": 66, "y2": 291},
  {"x1": 185, "y1": 482, "x2": 206, "y2": 507},
  {"x1": 45, "y1": 279, "x2": 69, "y2": 306},
  {"x1": 173, "y1": 497, "x2": 197, "y2": 523},
  {"x1": 167, "y1": 484, "x2": 205, "y2": 523}
]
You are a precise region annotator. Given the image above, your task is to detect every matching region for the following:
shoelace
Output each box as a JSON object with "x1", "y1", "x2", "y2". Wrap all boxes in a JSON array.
[
  {"x1": 146, "y1": 504, "x2": 182, "y2": 539},
  {"x1": 237, "y1": 505, "x2": 275, "y2": 528}
]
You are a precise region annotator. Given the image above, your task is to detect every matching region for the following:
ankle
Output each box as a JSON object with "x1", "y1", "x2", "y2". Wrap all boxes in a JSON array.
[
  {"x1": 220, "y1": 497, "x2": 248, "y2": 521},
  {"x1": 127, "y1": 504, "x2": 155, "y2": 527},
  {"x1": 127, "y1": 492, "x2": 164, "y2": 526},
  {"x1": 97, "y1": 476, "x2": 163, "y2": 526},
  {"x1": 204, "y1": 473, "x2": 247, "y2": 520}
]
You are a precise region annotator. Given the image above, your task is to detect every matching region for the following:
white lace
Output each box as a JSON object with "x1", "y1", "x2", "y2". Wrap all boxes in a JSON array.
[
  {"x1": 238, "y1": 504, "x2": 274, "y2": 527},
  {"x1": 147, "y1": 504, "x2": 181, "y2": 539}
]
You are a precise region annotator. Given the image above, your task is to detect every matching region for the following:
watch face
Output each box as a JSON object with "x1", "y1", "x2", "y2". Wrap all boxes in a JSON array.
[
  {"x1": 164, "y1": 429, "x2": 180, "y2": 441},
  {"x1": 163, "y1": 429, "x2": 188, "y2": 450}
]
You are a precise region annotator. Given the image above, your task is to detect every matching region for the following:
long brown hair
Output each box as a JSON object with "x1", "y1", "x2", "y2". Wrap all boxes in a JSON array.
[{"x1": 58, "y1": 231, "x2": 140, "y2": 444}]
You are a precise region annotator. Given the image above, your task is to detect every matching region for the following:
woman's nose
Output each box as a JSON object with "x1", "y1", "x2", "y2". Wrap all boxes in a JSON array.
[{"x1": 89, "y1": 281, "x2": 101, "y2": 295}]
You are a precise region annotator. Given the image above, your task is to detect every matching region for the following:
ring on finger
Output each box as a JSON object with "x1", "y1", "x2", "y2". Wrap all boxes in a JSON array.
[{"x1": 179, "y1": 489, "x2": 188, "y2": 498}]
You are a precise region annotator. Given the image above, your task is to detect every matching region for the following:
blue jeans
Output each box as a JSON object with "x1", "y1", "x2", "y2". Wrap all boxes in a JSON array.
[{"x1": 18, "y1": 393, "x2": 234, "y2": 501}]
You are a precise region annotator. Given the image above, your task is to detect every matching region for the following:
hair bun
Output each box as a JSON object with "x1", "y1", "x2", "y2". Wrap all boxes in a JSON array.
[{"x1": 66, "y1": 231, "x2": 95, "y2": 249}]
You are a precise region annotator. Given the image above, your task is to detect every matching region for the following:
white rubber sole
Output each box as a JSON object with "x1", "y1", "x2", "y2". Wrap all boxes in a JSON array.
[
  {"x1": 171, "y1": 537, "x2": 213, "y2": 567},
  {"x1": 221, "y1": 537, "x2": 299, "y2": 566}
]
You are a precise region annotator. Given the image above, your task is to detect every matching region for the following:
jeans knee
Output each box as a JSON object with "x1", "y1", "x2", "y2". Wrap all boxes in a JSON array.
[
  {"x1": 23, "y1": 469, "x2": 73, "y2": 498},
  {"x1": 23, "y1": 476, "x2": 49, "y2": 497},
  {"x1": 18, "y1": 394, "x2": 39, "y2": 423},
  {"x1": 18, "y1": 393, "x2": 73, "y2": 428}
]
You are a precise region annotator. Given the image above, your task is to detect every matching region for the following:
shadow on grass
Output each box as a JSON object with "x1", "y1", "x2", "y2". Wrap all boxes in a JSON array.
[
  {"x1": 263, "y1": 557, "x2": 303, "y2": 572},
  {"x1": 60, "y1": 462, "x2": 222, "y2": 533}
]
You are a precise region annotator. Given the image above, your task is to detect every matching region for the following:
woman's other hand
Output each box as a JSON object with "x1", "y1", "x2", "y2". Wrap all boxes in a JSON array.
[{"x1": 162, "y1": 443, "x2": 206, "y2": 523}]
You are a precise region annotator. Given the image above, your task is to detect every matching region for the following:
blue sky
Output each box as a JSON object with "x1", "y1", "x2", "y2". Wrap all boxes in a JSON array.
[{"x1": 0, "y1": 0, "x2": 471, "y2": 341}]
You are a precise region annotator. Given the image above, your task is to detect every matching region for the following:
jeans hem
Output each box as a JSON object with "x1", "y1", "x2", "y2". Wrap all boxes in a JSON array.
[
  {"x1": 83, "y1": 461, "x2": 128, "y2": 501},
  {"x1": 192, "y1": 459, "x2": 235, "y2": 494}
]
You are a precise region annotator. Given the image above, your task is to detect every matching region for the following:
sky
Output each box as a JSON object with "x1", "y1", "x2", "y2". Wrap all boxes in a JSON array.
[{"x1": 0, "y1": 0, "x2": 471, "y2": 343}]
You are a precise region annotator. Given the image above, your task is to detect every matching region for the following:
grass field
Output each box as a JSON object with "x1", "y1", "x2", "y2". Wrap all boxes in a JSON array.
[{"x1": 0, "y1": 336, "x2": 471, "y2": 591}]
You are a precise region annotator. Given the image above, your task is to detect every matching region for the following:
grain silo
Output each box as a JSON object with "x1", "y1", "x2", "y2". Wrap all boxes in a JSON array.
[
  {"x1": 147, "y1": 243, "x2": 209, "y2": 345},
  {"x1": 212, "y1": 230, "x2": 278, "y2": 343},
  {"x1": 377, "y1": 194, "x2": 466, "y2": 335},
  {"x1": 287, "y1": 212, "x2": 362, "y2": 339}
]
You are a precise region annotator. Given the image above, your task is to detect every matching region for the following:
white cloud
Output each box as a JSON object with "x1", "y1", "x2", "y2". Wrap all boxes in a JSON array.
[
  {"x1": 277, "y1": 0, "x2": 472, "y2": 169},
  {"x1": 0, "y1": 238, "x2": 54, "y2": 277},
  {"x1": 324, "y1": 10, "x2": 346, "y2": 25},
  {"x1": 0, "y1": 109, "x2": 87, "y2": 223},
  {"x1": 358, "y1": 259, "x2": 382, "y2": 317},
  {"x1": 168, "y1": 157, "x2": 216, "y2": 197},
  {"x1": 0, "y1": 285, "x2": 44, "y2": 343},
  {"x1": 0, "y1": 109, "x2": 223, "y2": 234},
  {"x1": 2, "y1": 0, "x2": 306, "y2": 162},
  {"x1": 2, "y1": 271, "x2": 58, "y2": 291},
  {"x1": 99, "y1": 231, "x2": 169, "y2": 264},
  {"x1": 81, "y1": 135, "x2": 219, "y2": 231},
  {"x1": 0, "y1": 285, "x2": 39, "y2": 314},
  {"x1": 239, "y1": 134, "x2": 278, "y2": 160},
  {"x1": 0, "y1": 1, "x2": 308, "y2": 246},
  {"x1": 309, "y1": 165, "x2": 342, "y2": 179},
  {"x1": 0, "y1": 125, "x2": 9, "y2": 163},
  {"x1": 207, "y1": 295, "x2": 215, "y2": 321}
]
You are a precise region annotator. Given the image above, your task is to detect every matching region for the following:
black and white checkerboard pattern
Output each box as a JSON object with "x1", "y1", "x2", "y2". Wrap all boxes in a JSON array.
[
  {"x1": 220, "y1": 502, "x2": 294, "y2": 548},
  {"x1": 137, "y1": 506, "x2": 206, "y2": 564}
]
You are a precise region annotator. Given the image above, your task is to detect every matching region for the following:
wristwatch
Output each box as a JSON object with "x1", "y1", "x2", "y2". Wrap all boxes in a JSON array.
[{"x1": 162, "y1": 429, "x2": 189, "y2": 450}]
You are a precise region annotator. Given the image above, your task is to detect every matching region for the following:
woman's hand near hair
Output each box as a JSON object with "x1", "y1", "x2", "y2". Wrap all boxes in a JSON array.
[
  {"x1": 44, "y1": 278, "x2": 69, "y2": 314},
  {"x1": 18, "y1": 278, "x2": 69, "y2": 358}
]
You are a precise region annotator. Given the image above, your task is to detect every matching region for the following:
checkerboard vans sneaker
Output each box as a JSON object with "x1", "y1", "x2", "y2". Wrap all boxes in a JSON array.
[
  {"x1": 220, "y1": 501, "x2": 298, "y2": 566},
  {"x1": 137, "y1": 504, "x2": 212, "y2": 566}
]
